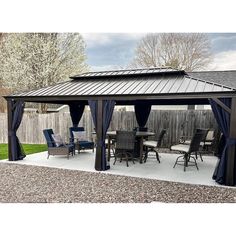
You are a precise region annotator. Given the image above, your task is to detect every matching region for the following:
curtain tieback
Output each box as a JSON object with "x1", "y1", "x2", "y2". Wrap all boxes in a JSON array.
[
  {"x1": 221, "y1": 137, "x2": 236, "y2": 158},
  {"x1": 9, "y1": 131, "x2": 16, "y2": 136},
  {"x1": 222, "y1": 137, "x2": 236, "y2": 155},
  {"x1": 225, "y1": 138, "x2": 236, "y2": 147},
  {"x1": 97, "y1": 140, "x2": 106, "y2": 148}
]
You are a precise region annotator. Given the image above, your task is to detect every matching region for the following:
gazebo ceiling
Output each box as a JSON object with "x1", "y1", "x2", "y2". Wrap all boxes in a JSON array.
[{"x1": 6, "y1": 68, "x2": 236, "y2": 102}]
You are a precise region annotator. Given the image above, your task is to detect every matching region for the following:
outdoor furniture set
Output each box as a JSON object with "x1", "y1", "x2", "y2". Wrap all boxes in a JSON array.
[
  {"x1": 110, "y1": 128, "x2": 216, "y2": 170},
  {"x1": 43, "y1": 127, "x2": 94, "y2": 159},
  {"x1": 43, "y1": 126, "x2": 216, "y2": 171}
]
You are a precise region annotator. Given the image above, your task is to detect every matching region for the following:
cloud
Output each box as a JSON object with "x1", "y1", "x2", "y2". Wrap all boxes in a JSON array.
[
  {"x1": 82, "y1": 33, "x2": 236, "y2": 71},
  {"x1": 207, "y1": 50, "x2": 236, "y2": 70},
  {"x1": 81, "y1": 33, "x2": 145, "y2": 48},
  {"x1": 210, "y1": 33, "x2": 236, "y2": 53},
  {"x1": 82, "y1": 33, "x2": 113, "y2": 47},
  {"x1": 90, "y1": 65, "x2": 123, "y2": 71},
  {"x1": 82, "y1": 33, "x2": 145, "y2": 67}
]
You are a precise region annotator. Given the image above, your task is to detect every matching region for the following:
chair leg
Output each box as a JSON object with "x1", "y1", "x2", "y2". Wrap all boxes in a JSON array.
[
  {"x1": 194, "y1": 157, "x2": 199, "y2": 170},
  {"x1": 183, "y1": 154, "x2": 188, "y2": 171},
  {"x1": 173, "y1": 155, "x2": 184, "y2": 168},
  {"x1": 154, "y1": 150, "x2": 160, "y2": 163},
  {"x1": 113, "y1": 154, "x2": 117, "y2": 165},
  {"x1": 144, "y1": 148, "x2": 152, "y2": 163},
  {"x1": 199, "y1": 152, "x2": 203, "y2": 162},
  {"x1": 132, "y1": 156, "x2": 135, "y2": 164},
  {"x1": 126, "y1": 154, "x2": 129, "y2": 167},
  {"x1": 144, "y1": 148, "x2": 148, "y2": 163},
  {"x1": 128, "y1": 152, "x2": 135, "y2": 165},
  {"x1": 112, "y1": 148, "x2": 115, "y2": 157},
  {"x1": 189, "y1": 155, "x2": 199, "y2": 170}
]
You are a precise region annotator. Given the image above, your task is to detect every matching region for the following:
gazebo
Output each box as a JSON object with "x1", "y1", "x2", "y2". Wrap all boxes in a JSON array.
[{"x1": 4, "y1": 67, "x2": 236, "y2": 186}]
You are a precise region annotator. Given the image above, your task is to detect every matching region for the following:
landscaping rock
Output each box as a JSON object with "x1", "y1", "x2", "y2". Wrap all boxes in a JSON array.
[{"x1": 0, "y1": 163, "x2": 235, "y2": 203}]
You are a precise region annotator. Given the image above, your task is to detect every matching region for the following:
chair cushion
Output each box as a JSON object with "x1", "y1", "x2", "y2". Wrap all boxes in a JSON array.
[
  {"x1": 205, "y1": 130, "x2": 214, "y2": 141},
  {"x1": 202, "y1": 141, "x2": 213, "y2": 146},
  {"x1": 143, "y1": 140, "x2": 157, "y2": 148},
  {"x1": 171, "y1": 144, "x2": 190, "y2": 153},
  {"x1": 51, "y1": 134, "x2": 64, "y2": 147},
  {"x1": 184, "y1": 140, "x2": 206, "y2": 147},
  {"x1": 78, "y1": 141, "x2": 94, "y2": 148},
  {"x1": 73, "y1": 131, "x2": 87, "y2": 141},
  {"x1": 183, "y1": 140, "x2": 191, "y2": 145},
  {"x1": 43, "y1": 129, "x2": 55, "y2": 147}
]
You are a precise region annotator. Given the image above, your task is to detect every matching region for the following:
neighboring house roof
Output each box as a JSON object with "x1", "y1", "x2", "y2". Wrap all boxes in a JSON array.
[
  {"x1": 8, "y1": 68, "x2": 234, "y2": 99},
  {"x1": 188, "y1": 70, "x2": 236, "y2": 89}
]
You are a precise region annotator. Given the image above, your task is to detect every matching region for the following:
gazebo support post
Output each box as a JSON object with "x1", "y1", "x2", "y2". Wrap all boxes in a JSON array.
[
  {"x1": 7, "y1": 99, "x2": 13, "y2": 161},
  {"x1": 95, "y1": 100, "x2": 103, "y2": 171},
  {"x1": 226, "y1": 97, "x2": 236, "y2": 186}
]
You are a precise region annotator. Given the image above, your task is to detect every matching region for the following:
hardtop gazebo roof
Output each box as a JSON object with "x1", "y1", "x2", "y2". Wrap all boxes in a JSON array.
[{"x1": 6, "y1": 67, "x2": 236, "y2": 105}]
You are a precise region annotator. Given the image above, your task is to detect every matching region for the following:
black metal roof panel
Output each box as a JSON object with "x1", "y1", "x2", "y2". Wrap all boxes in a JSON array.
[
  {"x1": 71, "y1": 67, "x2": 185, "y2": 79},
  {"x1": 11, "y1": 73, "x2": 235, "y2": 98},
  {"x1": 188, "y1": 70, "x2": 236, "y2": 89}
]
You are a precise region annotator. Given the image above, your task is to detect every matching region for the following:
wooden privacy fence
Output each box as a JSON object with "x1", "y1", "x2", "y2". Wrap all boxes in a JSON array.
[{"x1": 0, "y1": 110, "x2": 218, "y2": 147}]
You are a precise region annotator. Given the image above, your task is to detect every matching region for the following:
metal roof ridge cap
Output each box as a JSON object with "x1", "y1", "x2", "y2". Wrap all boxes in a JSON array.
[
  {"x1": 72, "y1": 66, "x2": 173, "y2": 75},
  {"x1": 70, "y1": 67, "x2": 186, "y2": 79}
]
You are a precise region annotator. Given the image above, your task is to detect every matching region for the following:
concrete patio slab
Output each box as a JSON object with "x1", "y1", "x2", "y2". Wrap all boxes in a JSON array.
[{"x1": 1, "y1": 150, "x2": 219, "y2": 186}]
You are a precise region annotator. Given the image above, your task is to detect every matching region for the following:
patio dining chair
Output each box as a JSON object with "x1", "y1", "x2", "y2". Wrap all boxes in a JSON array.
[
  {"x1": 179, "y1": 128, "x2": 209, "y2": 161},
  {"x1": 202, "y1": 130, "x2": 215, "y2": 151},
  {"x1": 170, "y1": 130, "x2": 206, "y2": 171},
  {"x1": 43, "y1": 129, "x2": 74, "y2": 159},
  {"x1": 143, "y1": 129, "x2": 166, "y2": 163},
  {"x1": 113, "y1": 131, "x2": 136, "y2": 167}
]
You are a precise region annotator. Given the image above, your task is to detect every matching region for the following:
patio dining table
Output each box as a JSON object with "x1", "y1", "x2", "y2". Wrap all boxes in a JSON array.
[{"x1": 106, "y1": 131, "x2": 155, "y2": 163}]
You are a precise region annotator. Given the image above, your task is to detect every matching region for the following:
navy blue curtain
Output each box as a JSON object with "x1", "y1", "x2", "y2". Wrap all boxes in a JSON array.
[
  {"x1": 69, "y1": 103, "x2": 85, "y2": 127},
  {"x1": 209, "y1": 98, "x2": 236, "y2": 185},
  {"x1": 89, "y1": 100, "x2": 115, "y2": 171},
  {"x1": 10, "y1": 101, "x2": 26, "y2": 161},
  {"x1": 134, "y1": 100, "x2": 152, "y2": 128}
]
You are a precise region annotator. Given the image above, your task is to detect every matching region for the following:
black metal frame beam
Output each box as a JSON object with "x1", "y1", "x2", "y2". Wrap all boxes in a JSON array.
[
  {"x1": 4, "y1": 91, "x2": 236, "y2": 103},
  {"x1": 212, "y1": 98, "x2": 232, "y2": 114}
]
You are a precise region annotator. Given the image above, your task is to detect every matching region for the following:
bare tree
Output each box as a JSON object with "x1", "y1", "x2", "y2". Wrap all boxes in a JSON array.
[
  {"x1": 0, "y1": 33, "x2": 88, "y2": 112},
  {"x1": 130, "y1": 33, "x2": 212, "y2": 71}
]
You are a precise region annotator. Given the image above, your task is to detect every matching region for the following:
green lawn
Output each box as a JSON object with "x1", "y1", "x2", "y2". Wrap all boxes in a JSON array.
[{"x1": 0, "y1": 144, "x2": 47, "y2": 160}]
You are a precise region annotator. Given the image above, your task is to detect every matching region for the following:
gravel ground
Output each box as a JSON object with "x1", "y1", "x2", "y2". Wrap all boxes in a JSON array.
[{"x1": 0, "y1": 163, "x2": 235, "y2": 203}]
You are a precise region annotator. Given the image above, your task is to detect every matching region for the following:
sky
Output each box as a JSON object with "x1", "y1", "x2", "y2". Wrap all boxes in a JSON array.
[{"x1": 81, "y1": 33, "x2": 236, "y2": 71}]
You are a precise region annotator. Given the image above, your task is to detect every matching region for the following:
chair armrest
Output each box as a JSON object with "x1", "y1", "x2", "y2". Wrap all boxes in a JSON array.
[
  {"x1": 179, "y1": 135, "x2": 192, "y2": 144},
  {"x1": 45, "y1": 141, "x2": 55, "y2": 145},
  {"x1": 69, "y1": 137, "x2": 74, "y2": 142}
]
